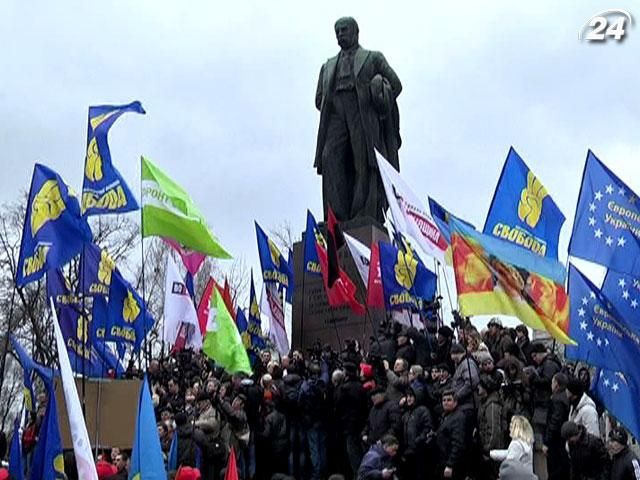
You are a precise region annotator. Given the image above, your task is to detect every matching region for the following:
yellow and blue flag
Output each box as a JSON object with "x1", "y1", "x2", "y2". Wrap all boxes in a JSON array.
[
  {"x1": 82, "y1": 101, "x2": 145, "y2": 216},
  {"x1": 565, "y1": 264, "x2": 640, "y2": 372},
  {"x1": 9, "y1": 415, "x2": 24, "y2": 480},
  {"x1": 9, "y1": 335, "x2": 36, "y2": 412},
  {"x1": 29, "y1": 378, "x2": 65, "y2": 480},
  {"x1": 17, "y1": 164, "x2": 93, "y2": 286},
  {"x1": 379, "y1": 241, "x2": 437, "y2": 311},
  {"x1": 592, "y1": 368, "x2": 640, "y2": 441},
  {"x1": 255, "y1": 222, "x2": 292, "y2": 288},
  {"x1": 129, "y1": 374, "x2": 166, "y2": 480},
  {"x1": 303, "y1": 210, "x2": 323, "y2": 276},
  {"x1": 79, "y1": 243, "x2": 118, "y2": 296},
  {"x1": 601, "y1": 269, "x2": 640, "y2": 335},
  {"x1": 106, "y1": 269, "x2": 154, "y2": 352},
  {"x1": 450, "y1": 217, "x2": 573, "y2": 344},
  {"x1": 569, "y1": 150, "x2": 640, "y2": 276},
  {"x1": 484, "y1": 147, "x2": 565, "y2": 258}
]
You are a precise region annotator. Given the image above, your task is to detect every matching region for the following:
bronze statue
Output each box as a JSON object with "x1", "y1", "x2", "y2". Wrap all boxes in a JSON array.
[{"x1": 314, "y1": 17, "x2": 402, "y2": 225}]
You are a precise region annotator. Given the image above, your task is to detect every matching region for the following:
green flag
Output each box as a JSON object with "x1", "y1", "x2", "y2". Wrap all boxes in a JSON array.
[
  {"x1": 203, "y1": 288, "x2": 252, "y2": 374},
  {"x1": 141, "y1": 156, "x2": 231, "y2": 258}
]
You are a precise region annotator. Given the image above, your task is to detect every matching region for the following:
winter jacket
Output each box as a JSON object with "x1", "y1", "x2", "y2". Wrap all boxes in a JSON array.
[
  {"x1": 281, "y1": 373, "x2": 303, "y2": 419},
  {"x1": 259, "y1": 409, "x2": 288, "y2": 456},
  {"x1": 490, "y1": 439, "x2": 534, "y2": 472},
  {"x1": 498, "y1": 459, "x2": 539, "y2": 479},
  {"x1": 334, "y1": 377, "x2": 369, "y2": 435},
  {"x1": 401, "y1": 404, "x2": 433, "y2": 454},
  {"x1": 567, "y1": 426, "x2": 610, "y2": 480},
  {"x1": 176, "y1": 424, "x2": 198, "y2": 468},
  {"x1": 298, "y1": 375, "x2": 328, "y2": 427},
  {"x1": 452, "y1": 355, "x2": 480, "y2": 407},
  {"x1": 406, "y1": 326, "x2": 431, "y2": 367},
  {"x1": 435, "y1": 408, "x2": 467, "y2": 472},
  {"x1": 477, "y1": 392, "x2": 506, "y2": 453},
  {"x1": 569, "y1": 393, "x2": 600, "y2": 437},
  {"x1": 385, "y1": 369, "x2": 409, "y2": 403},
  {"x1": 195, "y1": 405, "x2": 221, "y2": 438},
  {"x1": 395, "y1": 343, "x2": 416, "y2": 366},
  {"x1": 531, "y1": 354, "x2": 562, "y2": 409},
  {"x1": 611, "y1": 446, "x2": 640, "y2": 480},
  {"x1": 543, "y1": 390, "x2": 570, "y2": 447},
  {"x1": 363, "y1": 398, "x2": 401, "y2": 445},
  {"x1": 357, "y1": 443, "x2": 395, "y2": 480}
]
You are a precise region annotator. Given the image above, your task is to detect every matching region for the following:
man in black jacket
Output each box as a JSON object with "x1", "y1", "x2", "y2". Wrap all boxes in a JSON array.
[
  {"x1": 435, "y1": 390, "x2": 467, "y2": 480},
  {"x1": 530, "y1": 342, "x2": 562, "y2": 437},
  {"x1": 401, "y1": 388, "x2": 434, "y2": 480},
  {"x1": 608, "y1": 427, "x2": 640, "y2": 480},
  {"x1": 562, "y1": 421, "x2": 610, "y2": 480},
  {"x1": 543, "y1": 373, "x2": 570, "y2": 480},
  {"x1": 362, "y1": 388, "x2": 401, "y2": 447}
]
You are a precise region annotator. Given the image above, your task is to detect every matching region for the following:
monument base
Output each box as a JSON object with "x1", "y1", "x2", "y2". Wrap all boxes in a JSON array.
[{"x1": 291, "y1": 222, "x2": 389, "y2": 352}]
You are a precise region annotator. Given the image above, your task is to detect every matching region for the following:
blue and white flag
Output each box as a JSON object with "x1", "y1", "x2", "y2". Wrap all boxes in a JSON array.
[
  {"x1": 569, "y1": 150, "x2": 640, "y2": 276},
  {"x1": 592, "y1": 368, "x2": 640, "y2": 441},
  {"x1": 601, "y1": 269, "x2": 640, "y2": 337}
]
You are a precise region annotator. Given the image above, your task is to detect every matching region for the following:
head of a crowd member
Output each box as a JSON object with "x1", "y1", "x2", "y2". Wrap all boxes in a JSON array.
[
  {"x1": 160, "y1": 409, "x2": 173, "y2": 423},
  {"x1": 192, "y1": 381, "x2": 201, "y2": 395},
  {"x1": 168, "y1": 378, "x2": 180, "y2": 395},
  {"x1": 115, "y1": 452, "x2": 130, "y2": 473},
  {"x1": 110, "y1": 447, "x2": 120, "y2": 463},
  {"x1": 232, "y1": 393, "x2": 246, "y2": 411},
  {"x1": 206, "y1": 378, "x2": 219, "y2": 395},
  {"x1": 577, "y1": 367, "x2": 591, "y2": 389},
  {"x1": 308, "y1": 361, "x2": 321, "y2": 378},
  {"x1": 437, "y1": 326, "x2": 453, "y2": 346},
  {"x1": 561, "y1": 421, "x2": 583, "y2": 445},
  {"x1": 397, "y1": 331, "x2": 409, "y2": 347},
  {"x1": 261, "y1": 350, "x2": 272, "y2": 365},
  {"x1": 148, "y1": 359, "x2": 160, "y2": 374},
  {"x1": 332, "y1": 369, "x2": 345, "y2": 387},
  {"x1": 185, "y1": 388, "x2": 196, "y2": 405},
  {"x1": 607, "y1": 426, "x2": 628, "y2": 456},
  {"x1": 37, "y1": 391, "x2": 48, "y2": 407},
  {"x1": 475, "y1": 351, "x2": 494, "y2": 373},
  {"x1": 430, "y1": 366, "x2": 441, "y2": 382},
  {"x1": 566, "y1": 377, "x2": 586, "y2": 406},
  {"x1": 292, "y1": 350, "x2": 304, "y2": 363},
  {"x1": 370, "y1": 387, "x2": 386, "y2": 406},
  {"x1": 281, "y1": 355, "x2": 290, "y2": 370},
  {"x1": 380, "y1": 434, "x2": 400, "y2": 457},
  {"x1": 552, "y1": 372, "x2": 568, "y2": 394},
  {"x1": 441, "y1": 389, "x2": 458, "y2": 413},
  {"x1": 405, "y1": 388, "x2": 417, "y2": 407},
  {"x1": 260, "y1": 373, "x2": 273, "y2": 390},
  {"x1": 196, "y1": 392, "x2": 210, "y2": 412},
  {"x1": 393, "y1": 358, "x2": 408, "y2": 375},
  {"x1": 530, "y1": 342, "x2": 548, "y2": 365},
  {"x1": 408, "y1": 365, "x2": 423, "y2": 383},
  {"x1": 487, "y1": 317, "x2": 503, "y2": 336},
  {"x1": 515, "y1": 325, "x2": 528, "y2": 342},
  {"x1": 450, "y1": 343, "x2": 466, "y2": 365},
  {"x1": 157, "y1": 422, "x2": 168, "y2": 441},
  {"x1": 509, "y1": 415, "x2": 534, "y2": 445},
  {"x1": 438, "y1": 363, "x2": 452, "y2": 382}
]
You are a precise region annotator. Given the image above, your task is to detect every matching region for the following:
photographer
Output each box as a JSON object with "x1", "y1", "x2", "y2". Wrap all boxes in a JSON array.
[{"x1": 358, "y1": 435, "x2": 400, "y2": 480}]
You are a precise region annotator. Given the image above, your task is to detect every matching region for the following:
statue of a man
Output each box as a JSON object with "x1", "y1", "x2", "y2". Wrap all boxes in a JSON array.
[{"x1": 314, "y1": 17, "x2": 402, "y2": 224}]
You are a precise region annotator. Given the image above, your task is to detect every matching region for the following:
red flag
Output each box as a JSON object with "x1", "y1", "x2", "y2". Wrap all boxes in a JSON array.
[
  {"x1": 170, "y1": 323, "x2": 189, "y2": 353},
  {"x1": 224, "y1": 447, "x2": 238, "y2": 480},
  {"x1": 315, "y1": 214, "x2": 365, "y2": 316},
  {"x1": 197, "y1": 277, "x2": 215, "y2": 335},
  {"x1": 367, "y1": 242, "x2": 384, "y2": 308},
  {"x1": 215, "y1": 278, "x2": 236, "y2": 321}
]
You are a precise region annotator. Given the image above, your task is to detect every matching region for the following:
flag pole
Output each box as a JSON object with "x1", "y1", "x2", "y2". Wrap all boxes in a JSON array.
[
  {"x1": 299, "y1": 259, "x2": 307, "y2": 349},
  {"x1": 80, "y1": 244, "x2": 88, "y2": 418},
  {"x1": 140, "y1": 156, "x2": 149, "y2": 372}
]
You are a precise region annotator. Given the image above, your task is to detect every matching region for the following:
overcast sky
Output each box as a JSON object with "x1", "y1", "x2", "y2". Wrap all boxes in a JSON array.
[{"x1": 2, "y1": 1, "x2": 638, "y2": 321}]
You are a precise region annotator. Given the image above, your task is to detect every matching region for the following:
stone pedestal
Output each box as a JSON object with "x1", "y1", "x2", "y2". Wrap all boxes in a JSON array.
[{"x1": 291, "y1": 223, "x2": 389, "y2": 351}]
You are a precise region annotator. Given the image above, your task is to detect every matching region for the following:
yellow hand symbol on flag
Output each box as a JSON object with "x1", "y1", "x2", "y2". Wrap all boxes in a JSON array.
[
  {"x1": 250, "y1": 298, "x2": 260, "y2": 318},
  {"x1": 268, "y1": 238, "x2": 281, "y2": 266},
  {"x1": 76, "y1": 315, "x2": 90, "y2": 343},
  {"x1": 31, "y1": 179, "x2": 66, "y2": 235},
  {"x1": 98, "y1": 249, "x2": 116, "y2": 285},
  {"x1": 85, "y1": 137, "x2": 103, "y2": 182},
  {"x1": 123, "y1": 290, "x2": 140, "y2": 323},
  {"x1": 518, "y1": 171, "x2": 548, "y2": 228},
  {"x1": 394, "y1": 250, "x2": 417, "y2": 289}
]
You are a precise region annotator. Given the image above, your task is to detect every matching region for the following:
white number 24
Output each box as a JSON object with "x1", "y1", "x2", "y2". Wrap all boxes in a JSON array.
[{"x1": 585, "y1": 16, "x2": 627, "y2": 41}]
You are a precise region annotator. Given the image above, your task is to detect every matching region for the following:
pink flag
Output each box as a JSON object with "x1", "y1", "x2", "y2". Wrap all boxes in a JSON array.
[{"x1": 163, "y1": 238, "x2": 206, "y2": 275}]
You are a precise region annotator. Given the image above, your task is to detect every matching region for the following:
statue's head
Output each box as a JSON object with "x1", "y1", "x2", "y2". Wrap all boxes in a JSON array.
[{"x1": 334, "y1": 17, "x2": 359, "y2": 50}]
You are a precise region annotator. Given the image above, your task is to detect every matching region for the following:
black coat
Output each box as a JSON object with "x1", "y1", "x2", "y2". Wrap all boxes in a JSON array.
[
  {"x1": 176, "y1": 424, "x2": 198, "y2": 468},
  {"x1": 260, "y1": 409, "x2": 288, "y2": 456},
  {"x1": 334, "y1": 378, "x2": 369, "y2": 435},
  {"x1": 402, "y1": 404, "x2": 433, "y2": 454},
  {"x1": 395, "y1": 343, "x2": 416, "y2": 366},
  {"x1": 532, "y1": 354, "x2": 562, "y2": 408},
  {"x1": 364, "y1": 398, "x2": 401, "y2": 445},
  {"x1": 611, "y1": 446, "x2": 640, "y2": 480},
  {"x1": 543, "y1": 390, "x2": 570, "y2": 447},
  {"x1": 567, "y1": 427, "x2": 610, "y2": 480},
  {"x1": 435, "y1": 408, "x2": 466, "y2": 472},
  {"x1": 406, "y1": 327, "x2": 431, "y2": 367}
]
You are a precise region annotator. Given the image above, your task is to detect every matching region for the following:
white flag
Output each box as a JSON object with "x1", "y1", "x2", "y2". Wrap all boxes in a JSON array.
[
  {"x1": 163, "y1": 255, "x2": 202, "y2": 350},
  {"x1": 50, "y1": 298, "x2": 99, "y2": 480},
  {"x1": 376, "y1": 152, "x2": 448, "y2": 263},
  {"x1": 344, "y1": 233, "x2": 371, "y2": 284},
  {"x1": 261, "y1": 283, "x2": 289, "y2": 356}
]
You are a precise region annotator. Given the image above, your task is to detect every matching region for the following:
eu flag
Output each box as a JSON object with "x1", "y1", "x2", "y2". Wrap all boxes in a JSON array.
[
  {"x1": 9, "y1": 336, "x2": 36, "y2": 412},
  {"x1": 601, "y1": 269, "x2": 640, "y2": 337},
  {"x1": 107, "y1": 269, "x2": 154, "y2": 352},
  {"x1": 484, "y1": 147, "x2": 565, "y2": 258},
  {"x1": 255, "y1": 222, "x2": 293, "y2": 288},
  {"x1": 82, "y1": 101, "x2": 145, "y2": 216},
  {"x1": 569, "y1": 150, "x2": 640, "y2": 276},
  {"x1": 304, "y1": 210, "x2": 323, "y2": 276},
  {"x1": 79, "y1": 243, "x2": 117, "y2": 296},
  {"x1": 17, "y1": 164, "x2": 93, "y2": 286},
  {"x1": 566, "y1": 264, "x2": 640, "y2": 372},
  {"x1": 592, "y1": 368, "x2": 640, "y2": 441},
  {"x1": 379, "y1": 241, "x2": 437, "y2": 311}
]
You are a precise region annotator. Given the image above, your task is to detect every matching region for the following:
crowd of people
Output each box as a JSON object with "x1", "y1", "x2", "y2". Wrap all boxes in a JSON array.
[{"x1": 2, "y1": 316, "x2": 640, "y2": 480}]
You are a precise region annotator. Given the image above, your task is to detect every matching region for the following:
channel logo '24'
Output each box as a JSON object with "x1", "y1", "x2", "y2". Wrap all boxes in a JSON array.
[{"x1": 580, "y1": 10, "x2": 633, "y2": 42}]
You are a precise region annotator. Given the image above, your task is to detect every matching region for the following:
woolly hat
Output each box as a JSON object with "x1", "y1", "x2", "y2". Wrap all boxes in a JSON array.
[
  {"x1": 561, "y1": 421, "x2": 581, "y2": 440},
  {"x1": 450, "y1": 343, "x2": 466, "y2": 354}
]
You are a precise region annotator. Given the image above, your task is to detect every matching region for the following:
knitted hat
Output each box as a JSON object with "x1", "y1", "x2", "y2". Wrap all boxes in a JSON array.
[
  {"x1": 488, "y1": 317, "x2": 503, "y2": 328},
  {"x1": 450, "y1": 343, "x2": 466, "y2": 354},
  {"x1": 475, "y1": 350, "x2": 494, "y2": 365},
  {"x1": 360, "y1": 363, "x2": 374, "y2": 379},
  {"x1": 438, "y1": 326, "x2": 454, "y2": 338},
  {"x1": 561, "y1": 421, "x2": 581, "y2": 440}
]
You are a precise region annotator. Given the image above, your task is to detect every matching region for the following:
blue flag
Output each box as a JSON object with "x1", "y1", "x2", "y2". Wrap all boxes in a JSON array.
[
  {"x1": 29, "y1": 382, "x2": 65, "y2": 480},
  {"x1": 285, "y1": 249, "x2": 294, "y2": 304},
  {"x1": 17, "y1": 164, "x2": 93, "y2": 286},
  {"x1": 592, "y1": 368, "x2": 640, "y2": 441},
  {"x1": 168, "y1": 432, "x2": 178, "y2": 471},
  {"x1": 428, "y1": 197, "x2": 475, "y2": 244},
  {"x1": 569, "y1": 150, "x2": 640, "y2": 276},
  {"x1": 106, "y1": 269, "x2": 154, "y2": 351},
  {"x1": 82, "y1": 101, "x2": 145, "y2": 216},
  {"x1": 9, "y1": 336, "x2": 36, "y2": 413},
  {"x1": 379, "y1": 241, "x2": 437, "y2": 310},
  {"x1": 236, "y1": 307, "x2": 254, "y2": 358},
  {"x1": 304, "y1": 210, "x2": 323, "y2": 276},
  {"x1": 255, "y1": 222, "x2": 293, "y2": 288},
  {"x1": 47, "y1": 269, "x2": 81, "y2": 307},
  {"x1": 79, "y1": 243, "x2": 118, "y2": 296},
  {"x1": 566, "y1": 264, "x2": 640, "y2": 372},
  {"x1": 9, "y1": 415, "x2": 24, "y2": 480},
  {"x1": 484, "y1": 147, "x2": 565, "y2": 258},
  {"x1": 248, "y1": 271, "x2": 266, "y2": 352},
  {"x1": 129, "y1": 375, "x2": 166, "y2": 480},
  {"x1": 601, "y1": 269, "x2": 640, "y2": 337}
]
